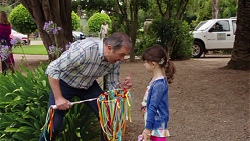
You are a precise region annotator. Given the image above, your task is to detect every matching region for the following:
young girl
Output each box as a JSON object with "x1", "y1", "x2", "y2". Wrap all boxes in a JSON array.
[{"x1": 140, "y1": 45, "x2": 175, "y2": 141}]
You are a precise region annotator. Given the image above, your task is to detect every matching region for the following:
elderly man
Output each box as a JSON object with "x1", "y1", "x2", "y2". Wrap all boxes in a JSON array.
[{"x1": 40, "y1": 32, "x2": 133, "y2": 141}]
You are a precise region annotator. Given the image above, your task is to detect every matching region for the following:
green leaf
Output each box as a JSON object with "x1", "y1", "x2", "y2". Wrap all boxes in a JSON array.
[{"x1": 4, "y1": 127, "x2": 18, "y2": 133}]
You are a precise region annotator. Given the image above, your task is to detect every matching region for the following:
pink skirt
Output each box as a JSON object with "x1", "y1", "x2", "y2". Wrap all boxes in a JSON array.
[{"x1": 150, "y1": 136, "x2": 167, "y2": 141}]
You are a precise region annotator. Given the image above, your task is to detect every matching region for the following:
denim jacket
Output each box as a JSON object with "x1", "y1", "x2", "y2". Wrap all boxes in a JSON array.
[{"x1": 145, "y1": 77, "x2": 169, "y2": 130}]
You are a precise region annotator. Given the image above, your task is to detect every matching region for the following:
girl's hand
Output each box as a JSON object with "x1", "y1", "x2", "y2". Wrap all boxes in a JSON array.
[{"x1": 141, "y1": 129, "x2": 151, "y2": 141}]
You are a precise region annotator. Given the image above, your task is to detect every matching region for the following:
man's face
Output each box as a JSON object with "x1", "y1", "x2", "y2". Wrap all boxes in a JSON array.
[{"x1": 105, "y1": 45, "x2": 131, "y2": 63}]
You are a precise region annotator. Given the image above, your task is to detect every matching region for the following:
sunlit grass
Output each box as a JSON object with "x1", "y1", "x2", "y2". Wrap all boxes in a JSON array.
[{"x1": 12, "y1": 45, "x2": 48, "y2": 55}]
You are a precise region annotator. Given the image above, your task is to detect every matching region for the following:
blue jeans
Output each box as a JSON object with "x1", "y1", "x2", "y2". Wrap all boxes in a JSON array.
[{"x1": 39, "y1": 80, "x2": 106, "y2": 141}]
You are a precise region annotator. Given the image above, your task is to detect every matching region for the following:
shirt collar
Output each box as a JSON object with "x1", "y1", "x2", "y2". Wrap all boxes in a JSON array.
[{"x1": 149, "y1": 76, "x2": 165, "y2": 85}]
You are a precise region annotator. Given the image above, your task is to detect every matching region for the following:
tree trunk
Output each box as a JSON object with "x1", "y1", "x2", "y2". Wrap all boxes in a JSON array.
[
  {"x1": 19, "y1": 0, "x2": 73, "y2": 60},
  {"x1": 27, "y1": 34, "x2": 30, "y2": 45},
  {"x1": 116, "y1": 0, "x2": 139, "y2": 62},
  {"x1": 227, "y1": 0, "x2": 250, "y2": 70},
  {"x1": 128, "y1": 0, "x2": 139, "y2": 62},
  {"x1": 212, "y1": 0, "x2": 219, "y2": 19}
]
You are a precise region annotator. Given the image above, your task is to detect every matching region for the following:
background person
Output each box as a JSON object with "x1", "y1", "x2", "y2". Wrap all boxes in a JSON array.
[
  {"x1": 0, "y1": 11, "x2": 14, "y2": 74},
  {"x1": 100, "y1": 21, "x2": 108, "y2": 39}
]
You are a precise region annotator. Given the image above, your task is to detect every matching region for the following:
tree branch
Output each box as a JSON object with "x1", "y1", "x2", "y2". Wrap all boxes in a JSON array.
[
  {"x1": 177, "y1": 0, "x2": 190, "y2": 20},
  {"x1": 175, "y1": 0, "x2": 184, "y2": 17},
  {"x1": 156, "y1": 0, "x2": 164, "y2": 17},
  {"x1": 116, "y1": 0, "x2": 125, "y2": 17}
]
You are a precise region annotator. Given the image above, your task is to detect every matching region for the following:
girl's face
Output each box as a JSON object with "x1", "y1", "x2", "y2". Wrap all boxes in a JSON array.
[{"x1": 143, "y1": 60, "x2": 154, "y2": 72}]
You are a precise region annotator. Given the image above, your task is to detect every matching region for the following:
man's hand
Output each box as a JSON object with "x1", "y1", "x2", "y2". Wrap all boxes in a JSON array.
[
  {"x1": 55, "y1": 96, "x2": 71, "y2": 110},
  {"x1": 121, "y1": 76, "x2": 133, "y2": 89}
]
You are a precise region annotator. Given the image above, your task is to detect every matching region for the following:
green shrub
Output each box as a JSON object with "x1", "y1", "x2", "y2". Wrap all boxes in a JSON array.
[
  {"x1": 72, "y1": 11, "x2": 81, "y2": 31},
  {"x1": 148, "y1": 18, "x2": 193, "y2": 60},
  {"x1": 109, "y1": 15, "x2": 126, "y2": 34},
  {"x1": 171, "y1": 21, "x2": 193, "y2": 60},
  {"x1": 149, "y1": 18, "x2": 178, "y2": 49},
  {"x1": 83, "y1": 24, "x2": 99, "y2": 37},
  {"x1": 8, "y1": 4, "x2": 37, "y2": 35},
  {"x1": 0, "y1": 64, "x2": 99, "y2": 140},
  {"x1": 87, "y1": 13, "x2": 111, "y2": 33},
  {"x1": 0, "y1": 64, "x2": 49, "y2": 140},
  {"x1": 135, "y1": 33, "x2": 158, "y2": 55}
]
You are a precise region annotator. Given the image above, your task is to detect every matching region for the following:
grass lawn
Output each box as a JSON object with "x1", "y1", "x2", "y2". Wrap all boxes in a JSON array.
[{"x1": 12, "y1": 45, "x2": 48, "y2": 55}]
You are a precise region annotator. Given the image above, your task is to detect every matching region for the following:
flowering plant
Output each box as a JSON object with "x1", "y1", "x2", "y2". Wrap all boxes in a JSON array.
[
  {"x1": 43, "y1": 21, "x2": 71, "y2": 59},
  {"x1": 43, "y1": 21, "x2": 62, "y2": 35},
  {"x1": 0, "y1": 39, "x2": 10, "y2": 61},
  {"x1": 0, "y1": 37, "x2": 25, "y2": 73},
  {"x1": 0, "y1": 37, "x2": 24, "y2": 60}
]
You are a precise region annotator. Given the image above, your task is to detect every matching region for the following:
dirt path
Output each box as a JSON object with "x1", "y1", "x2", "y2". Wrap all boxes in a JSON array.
[
  {"x1": 120, "y1": 57, "x2": 249, "y2": 141},
  {"x1": 14, "y1": 55, "x2": 250, "y2": 141}
]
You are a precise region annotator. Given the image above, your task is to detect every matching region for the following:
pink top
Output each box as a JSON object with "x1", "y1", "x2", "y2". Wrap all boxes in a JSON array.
[
  {"x1": 0, "y1": 23, "x2": 11, "y2": 46},
  {"x1": 0, "y1": 23, "x2": 14, "y2": 65}
]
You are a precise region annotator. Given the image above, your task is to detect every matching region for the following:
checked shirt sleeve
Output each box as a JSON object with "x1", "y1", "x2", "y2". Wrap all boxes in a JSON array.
[
  {"x1": 45, "y1": 42, "x2": 87, "y2": 79},
  {"x1": 104, "y1": 62, "x2": 121, "y2": 90}
]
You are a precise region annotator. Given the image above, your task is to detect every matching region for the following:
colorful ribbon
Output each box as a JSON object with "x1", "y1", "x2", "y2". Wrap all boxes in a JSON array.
[
  {"x1": 97, "y1": 88, "x2": 132, "y2": 141},
  {"x1": 41, "y1": 88, "x2": 132, "y2": 141}
]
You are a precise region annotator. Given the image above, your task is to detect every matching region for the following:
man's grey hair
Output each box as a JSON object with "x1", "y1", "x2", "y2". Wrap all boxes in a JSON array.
[{"x1": 104, "y1": 32, "x2": 132, "y2": 51}]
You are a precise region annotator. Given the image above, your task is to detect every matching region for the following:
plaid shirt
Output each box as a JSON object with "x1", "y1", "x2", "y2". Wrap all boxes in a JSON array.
[{"x1": 45, "y1": 38, "x2": 121, "y2": 90}]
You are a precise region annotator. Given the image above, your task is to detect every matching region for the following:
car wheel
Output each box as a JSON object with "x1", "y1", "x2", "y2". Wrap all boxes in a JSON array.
[
  {"x1": 23, "y1": 40, "x2": 28, "y2": 45},
  {"x1": 193, "y1": 41, "x2": 204, "y2": 58}
]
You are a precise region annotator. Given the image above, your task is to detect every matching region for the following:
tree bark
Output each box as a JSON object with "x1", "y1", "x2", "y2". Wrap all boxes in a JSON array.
[
  {"x1": 212, "y1": 0, "x2": 219, "y2": 19},
  {"x1": 115, "y1": 0, "x2": 139, "y2": 62},
  {"x1": 20, "y1": 0, "x2": 73, "y2": 60},
  {"x1": 128, "y1": 0, "x2": 139, "y2": 62},
  {"x1": 227, "y1": 0, "x2": 250, "y2": 70}
]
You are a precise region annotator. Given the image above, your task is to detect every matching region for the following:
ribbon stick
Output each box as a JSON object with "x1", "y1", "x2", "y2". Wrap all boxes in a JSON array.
[
  {"x1": 51, "y1": 98, "x2": 98, "y2": 109},
  {"x1": 41, "y1": 88, "x2": 132, "y2": 141},
  {"x1": 98, "y1": 88, "x2": 132, "y2": 141},
  {"x1": 41, "y1": 98, "x2": 98, "y2": 141}
]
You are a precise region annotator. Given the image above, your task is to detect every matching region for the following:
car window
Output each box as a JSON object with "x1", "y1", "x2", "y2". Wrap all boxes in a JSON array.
[
  {"x1": 194, "y1": 21, "x2": 207, "y2": 31},
  {"x1": 196, "y1": 20, "x2": 214, "y2": 31},
  {"x1": 210, "y1": 20, "x2": 230, "y2": 32},
  {"x1": 12, "y1": 29, "x2": 18, "y2": 33},
  {"x1": 232, "y1": 20, "x2": 237, "y2": 34}
]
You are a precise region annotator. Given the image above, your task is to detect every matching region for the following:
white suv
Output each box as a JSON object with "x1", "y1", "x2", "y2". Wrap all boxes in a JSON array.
[{"x1": 191, "y1": 17, "x2": 237, "y2": 58}]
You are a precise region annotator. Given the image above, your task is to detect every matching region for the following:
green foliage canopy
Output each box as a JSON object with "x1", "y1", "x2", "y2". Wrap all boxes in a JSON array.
[
  {"x1": 71, "y1": 0, "x2": 115, "y2": 12},
  {"x1": 0, "y1": 6, "x2": 12, "y2": 15},
  {"x1": 191, "y1": 0, "x2": 237, "y2": 27},
  {"x1": 71, "y1": 11, "x2": 81, "y2": 31},
  {"x1": 87, "y1": 13, "x2": 111, "y2": 33},
  {"x1": 8, "y1": 4, "x2": 37, "y2": 35}
]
